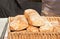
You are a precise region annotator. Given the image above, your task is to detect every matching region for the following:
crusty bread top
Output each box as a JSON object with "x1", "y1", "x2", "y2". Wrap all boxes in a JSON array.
[
  {"x1": 24, "y1": 9, "x2": 45, "y2": 26},
  {"x1": 9, "y1": 15, "x2": 28, "y2": 30}
]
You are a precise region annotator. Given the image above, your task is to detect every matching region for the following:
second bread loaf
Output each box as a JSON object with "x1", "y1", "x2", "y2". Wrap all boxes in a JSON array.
[{"x1": 24, "y1": 9, "x2": 45, "y2": 26}]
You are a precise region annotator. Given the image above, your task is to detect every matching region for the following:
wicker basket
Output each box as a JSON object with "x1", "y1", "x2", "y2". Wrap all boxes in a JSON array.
[{"x1": 8, "y1": 17, "x2": 60, "y2": 39}]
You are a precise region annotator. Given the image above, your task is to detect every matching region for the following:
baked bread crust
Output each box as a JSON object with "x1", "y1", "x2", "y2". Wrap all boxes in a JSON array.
[
  {"x1": 39, "y1": 22, "x2": 54, "y2": 32},
  {"x1": 9, "y1": 15, "x2": 28, "y2": 31},
  {"x1": 24, "y1": 9, "x2": 45, "y2": 26},
  {"x1": 27, "y1": 25, "x2": 39, "y2": 32}
]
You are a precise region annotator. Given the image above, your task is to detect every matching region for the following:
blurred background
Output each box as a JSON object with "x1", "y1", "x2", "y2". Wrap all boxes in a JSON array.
[{"x1": 0, "y1": 0, "x2": 42, "y2": 18}]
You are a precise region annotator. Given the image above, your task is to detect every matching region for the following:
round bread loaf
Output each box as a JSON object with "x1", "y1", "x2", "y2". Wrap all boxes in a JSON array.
[
  {"x1": 24, "y1": 9, "x2": 45, "y2": 26},
  {"x1": 39, "y1": 23, "x2": 54, "y2": 32},
  {"x1": 9, "y1": 15, "x2": 28, "y2": 31}
]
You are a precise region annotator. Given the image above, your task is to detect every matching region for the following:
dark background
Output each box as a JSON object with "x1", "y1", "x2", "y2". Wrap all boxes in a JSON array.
[{"x1": 0, "y1": 0, "x2": 42, "y2": 18}]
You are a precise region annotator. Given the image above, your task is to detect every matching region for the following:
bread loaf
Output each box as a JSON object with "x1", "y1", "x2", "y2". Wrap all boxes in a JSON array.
[
  {"x1": 39, "y1": 22, "x2": 54, "y2": 32},
  {"x1": 27, "y1": 25, "x2": 39, "y2": 32},
  {"x1": 24, "y1": 9, "x2": 45, "y2": 26},
  {"x1": 9, "y1": 15, "x2": 28, "y2": 31}
]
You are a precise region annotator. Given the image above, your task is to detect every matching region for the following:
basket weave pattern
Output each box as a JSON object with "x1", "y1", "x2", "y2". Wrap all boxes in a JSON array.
[{"x1": 8, "y1": 32, "x2": 60, "y2": 39}]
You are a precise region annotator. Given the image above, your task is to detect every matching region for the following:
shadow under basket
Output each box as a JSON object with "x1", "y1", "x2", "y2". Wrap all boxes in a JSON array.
[{"x1": 8, "y1": 16, "x2": 60, "y2": 39}]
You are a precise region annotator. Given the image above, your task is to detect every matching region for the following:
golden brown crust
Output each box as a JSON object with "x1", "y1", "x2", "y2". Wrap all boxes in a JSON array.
[
  {"x1": 9, "y1": 13, "x2": 60, "y2": 32},
  {"x1": 9, "y1": 15, "x2": 28, "y2": 31},
  {"x1": 39, "y1": 17, "x2": 60, "y2": 32},
  {"x1": 39, "y1": 23, "x2": 54, "y2": 32},
  {"x1": 24, "y1": 9, "x2": 45, "y2": 26},
  {"x1": 27, "y1": 25, "x2": 39, "y2": 32}
]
